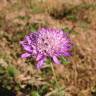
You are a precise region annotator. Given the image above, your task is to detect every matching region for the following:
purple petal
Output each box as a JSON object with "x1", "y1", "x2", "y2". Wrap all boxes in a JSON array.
[
  {"x1": 32, "y1": 49, "x2": 37, "y2": 54},
  {"x1": 52, "y1": 56, "x2": 60, "y2": 64},
  {"x1": 36, "y1": 54, "x2": 44, "y2": 61},
  {"x1": 63, "y1": 52, "x2": 71, "y2": 56},
  {"x1": 26, "y1": 36, "x2": 31, "y2": 44},
  {"x1": 21, "y1": 53, "x2": 31, "y2": 58},
  {"x1": 36, "y1": 58, "x2": 46, "y2": 69},
  {"x1": 23, "y1": 45, "x2": 32, "y2": 52},
  {"x1": 19, "y1": 41, "x2": 24, "y2": 45}
]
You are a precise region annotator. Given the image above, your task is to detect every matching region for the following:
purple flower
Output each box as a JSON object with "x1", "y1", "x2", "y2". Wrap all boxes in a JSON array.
[{"x1": 20, "y1": 28, "x2": 72, "y2": 69}]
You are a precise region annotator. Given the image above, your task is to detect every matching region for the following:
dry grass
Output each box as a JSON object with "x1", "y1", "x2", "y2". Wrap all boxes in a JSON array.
[{"x1": 0, "y1": 0, "x2": 96, "y2": 96}]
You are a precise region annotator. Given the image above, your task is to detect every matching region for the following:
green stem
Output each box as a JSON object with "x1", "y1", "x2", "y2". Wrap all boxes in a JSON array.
[{"x1": 50, "y1": 63, "x2": 60, "y2": 89}]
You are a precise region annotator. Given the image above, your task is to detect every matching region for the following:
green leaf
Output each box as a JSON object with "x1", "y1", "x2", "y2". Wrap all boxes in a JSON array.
[
  {"x1": 17, "y1": 16, "x2": 30, "y2": 20},
  {"x1": 60, "y1": 57, "x2": 69, "y2": 65},
  {"x1": 66, "y1": 15, "x2": 77, "y2": 21},
  {"x1": 7, "y1": 65, "x2": 18, "y2": 77},
  {"x1": 31, "y1": 91, "x2": 40, "y2": 96},
  {"x1": 39, "y1": 85, "x2": 49, "y2": 95},
  {"x1": 46, "y1": 58, "x2": 51, "y2": 65}
]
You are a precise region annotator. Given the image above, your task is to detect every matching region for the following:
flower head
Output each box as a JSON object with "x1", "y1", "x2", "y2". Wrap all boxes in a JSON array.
[{"x1": 20, "y1": 28, "x2": 72, "y2": 69}]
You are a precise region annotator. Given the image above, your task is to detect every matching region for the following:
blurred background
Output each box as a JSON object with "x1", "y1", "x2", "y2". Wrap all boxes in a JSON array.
[{"x1": 0, "y1": 0, "x2": 96, "y2": 96}]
